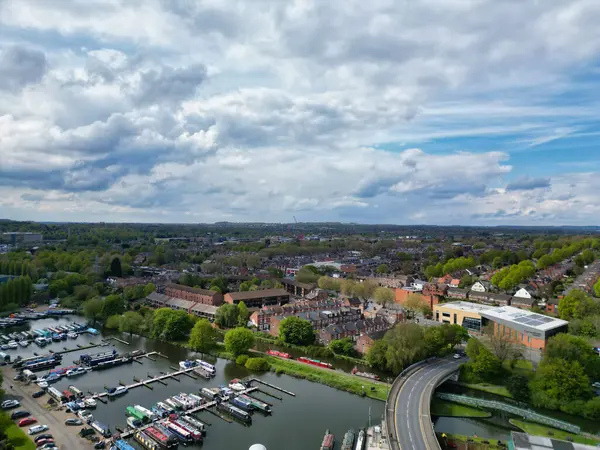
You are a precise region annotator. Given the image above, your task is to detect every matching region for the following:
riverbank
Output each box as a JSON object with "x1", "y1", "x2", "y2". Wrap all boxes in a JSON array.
[
  {"x1": 438, "y1": 432, "x2": 506, "y2": 450},
  {"x1": 431, "y1": 399, "x2": 491, "y2": 418},
  {"x1": 509, "y1": 420, "x2": 600, "y2": 446},
  {"x1": 5, "y1": 424, "x2": 35, "y2": 450},
  {"x1": 453, "y1": 382, "x2": 512, "y2": 398},
  {"x1": 263, "y1": 355, "x2": 390, "y2": 401}
]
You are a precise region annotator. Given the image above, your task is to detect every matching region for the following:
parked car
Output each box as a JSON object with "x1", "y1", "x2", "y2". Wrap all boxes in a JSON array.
[
  {"x1": 1, "y1": 399, "x2": 20, "y2": 409},
  {"x1": 65, "y1": 418, "x2": 82, "y2": 426},
  {"x1": 453, "y1": 353, "x2": 461, "y2": 359},
  {"x1": 18, "y1": 417, "x2": 37, "y2": 427},
  {"x1": 32, "y1": 390, "x2": 46, "y2": 398},
  {"x1": 28, "y1": 425, "x2": 49, "y2": 435},
  {"x1": 34, "y1": 434, "x2": 53, "y2": 442},
  {"x1": 37, "y1": 381, "x2": 48, "y2": 389},
  {"x1": 35, "y1": 438, "x2": 54, "y2": 447},
  {"x1": 78, "y1": 427, "x2": 95, "y2": 437},
  {"x1": 10, "y1": 410, "x2": 30, "y2": 419}
]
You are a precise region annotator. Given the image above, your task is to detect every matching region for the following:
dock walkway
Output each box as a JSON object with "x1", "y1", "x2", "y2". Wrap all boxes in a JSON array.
[
  {"x1": 119, "y1": 386, "x2": 259, "y2": 439},
  {"x1": 91, "y1": 366, "x2": 196, "y2": 399},
  {"x1": 246, "y1": 378, "x2": 296, "y2": 396}
]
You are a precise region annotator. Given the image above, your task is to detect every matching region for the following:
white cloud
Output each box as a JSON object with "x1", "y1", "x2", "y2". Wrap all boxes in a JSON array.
[{"x1": 1, "y1": 0, "x2": 600, "y2": 223}]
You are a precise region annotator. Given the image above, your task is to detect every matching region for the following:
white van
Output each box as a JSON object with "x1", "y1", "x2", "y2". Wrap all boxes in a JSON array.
[{"x1": 22, "y1": 369, "x2": 37, "y2": 381}]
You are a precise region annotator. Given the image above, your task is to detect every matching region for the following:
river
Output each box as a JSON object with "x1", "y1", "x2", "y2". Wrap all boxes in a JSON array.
[{"x1": 8, "y1": 316, "x2": 384, "y2": 450}]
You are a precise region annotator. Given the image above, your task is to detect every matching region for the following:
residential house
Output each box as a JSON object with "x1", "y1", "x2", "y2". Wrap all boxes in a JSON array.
[
  {"x1": 468, "y1": 291, "x2": 511, "y2": 307},
  {"x1": 270, "y1": 307, "x2": 362, "y2": 338},
  {"x1": 514, "y1": 286, "x2": 536, "y2": 299},
  {"x1": 355, "y1": 329, "x2": 388, "y2": 354},
  {"x1": 471, "y1": 281, "x2": 490, "y2": 292},
  {"x1": 437, "y1": 274, "x2": 453, "y2": 285},
  {"x1": 423, "y1": 283, "x2": 448, "y2": 297},
  {"x1": 545, "y1": 298, "x2": 560, "y2": 315},
  {"x1": 449, "y1": 279, "x2": 461, "y2": 289},
  {"x1": 320, "y1": 316, "x2": 391, "y2": 345},
  {"x1": 510, "y1": 296, "x2": 537, "y2": 310},
  {"x1": 446, "y1": 287, "x2": 469, "y2": 299}
]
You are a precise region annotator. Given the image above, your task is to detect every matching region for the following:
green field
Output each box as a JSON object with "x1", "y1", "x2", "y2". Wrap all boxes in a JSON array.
[
  {"x1": 265, "y1": 356, "x2": 390, "y2": 401},
  {"x1": 5, "y1": 424, "x2": 36, "y2": 450},
  {"x1": 510, "y1": 420, "x2": 600, "y2": 446},
  {"x1": 457, "y1": 382, "x2": 512, "y2": 398},
  {"x1": 431, "y1": 399, "x2": 491, "y2": 418},
  {"x1": 438, "y1": 432, "x2": 506, "y2": 449}
]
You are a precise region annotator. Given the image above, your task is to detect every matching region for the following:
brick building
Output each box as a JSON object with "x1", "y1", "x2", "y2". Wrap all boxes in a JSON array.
[
  {"x1": 355, "y1": 329, "x2": 388, "y2": 354},
  {"x1": 319, "y1": 316, "x2": 390, "y2": 345},
  {"x1": 165, "y1": 283, "x2": 223, "y2": 306},
  {"x1": 224, "y1": 288, "x2": 290, "y2": 308},
  {"x1": 395, "y1": 288, "x2": 440, "y2": 310},
  {"x1": 146, "y1": 292, "x2": 218, "y2": 321},
  {"x1": 249, "y1": 298, "x2": 344, "y2": 331},
  {"x1": 281, "y1": 279, "x2": 315, "y2": 297},
  {"x1": 269, "y1": 307, "x2": 361, "y2": 337}
]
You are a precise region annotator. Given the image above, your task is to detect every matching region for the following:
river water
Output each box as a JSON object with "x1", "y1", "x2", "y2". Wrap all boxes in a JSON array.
[
  {"x1": 8, "y1": 317, "x2": 384, "y2": 450},
  {"x1": 8, "y1": 316, "x2": 599, "y2": 448}
]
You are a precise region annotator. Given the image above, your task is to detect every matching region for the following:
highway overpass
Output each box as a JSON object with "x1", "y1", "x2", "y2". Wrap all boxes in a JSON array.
[{"x1": 386, "y1": 358, "x2": 462, "y2": 450}]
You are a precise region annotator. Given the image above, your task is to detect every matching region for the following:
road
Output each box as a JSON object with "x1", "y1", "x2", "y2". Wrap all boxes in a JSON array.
[
  {"x1": 388, "y1": 358, "x2": 462, "y2": 450},
  {"x1": 2, "y1": 368, "x2": 88, "y2": 449}
]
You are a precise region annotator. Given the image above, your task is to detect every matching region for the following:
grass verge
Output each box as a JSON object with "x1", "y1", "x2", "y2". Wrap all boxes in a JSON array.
[
  {"x1": 438, "y1": 432, "x2": 506, "y2": 449},
  {"x1": 431, "y1": 399, "x2": 491, "y2": 418},
  {"x1": 5, "y1": 424, "x2": 36, "y2": 450},
  {"x1": 502, "y1": 359, "x2": 534, "y2": 378},
  {"x1": 265, "y1": 356, "x2": 389, "y2": 401},
  {"x1": 455, "y1": 382, "x2": 512, "y2": 398},
  {"x1": 509, "y1": 420, "x2": 600, "y2": 446}
]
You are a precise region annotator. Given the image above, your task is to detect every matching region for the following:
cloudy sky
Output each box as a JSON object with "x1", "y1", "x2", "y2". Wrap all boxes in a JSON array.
[{"x1": 1, "y1": 0, "x2": 600, "y2": 225}]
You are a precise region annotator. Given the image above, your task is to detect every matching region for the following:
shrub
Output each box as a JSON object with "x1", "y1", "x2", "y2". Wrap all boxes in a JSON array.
[
  {"x1": 245, "y1": 357, "x2": 270, "y2": 372},
  {"x1": 236, "y1": 354, "x2": 249, "y2": 366},
  {"x1": 104, "y1": 314, "x2": 122, "y2": 329}
]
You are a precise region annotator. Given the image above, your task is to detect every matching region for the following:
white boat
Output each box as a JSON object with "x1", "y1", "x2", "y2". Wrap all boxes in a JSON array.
[
  {"x1": 66, "y1": 367, "x2": 88, "y2": 377},
  {"x1": 133, "y1": 404, "x2": 155, "y2": 420},
  {"x1": 229, "y1": 379, "x2": 246, "y2": 391},
  {"x1": 195, "y1": 359, "x2": 216, "y2": 375},
  {"x1": 37, "y1": 381, "x2": 48, "y2": 389},
  {"x1": 127, "y1": 416, "x2": 142, "y2": 429},
  {"x1": 178, "y1": 360, "x2": 197, "y2": 370},
  {"x1": 67, "y1": 332, "x2": 78, "y2": 339},
  {"x1": 84, "y1": 398, "x2": 97, "y2": 408},
  {"x1": 108, "y1": 386, "x2": 128, "y2": 397}
]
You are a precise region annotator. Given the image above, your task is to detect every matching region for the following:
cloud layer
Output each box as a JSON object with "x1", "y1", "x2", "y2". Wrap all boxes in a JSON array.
[{"x1": 1, "y1": 0, "x2": 600, "y2": 224}]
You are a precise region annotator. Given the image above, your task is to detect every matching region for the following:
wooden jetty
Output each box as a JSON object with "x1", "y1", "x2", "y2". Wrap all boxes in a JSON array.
[
  {"x1": 247, "y1": 378, "x2": 296, "y2": 396},
  {"x1": 118, "y1": 386, "x2": 258, "y2": 439},
  {"x1": 104, "y1": 336, "x2": 130, "y2": 345},
  {"x1": 55, "y1": 342, "x2": 100, "y2": 355},
  {"x1": 91, "y1": 366, "x2": 199, "y2": 399}
]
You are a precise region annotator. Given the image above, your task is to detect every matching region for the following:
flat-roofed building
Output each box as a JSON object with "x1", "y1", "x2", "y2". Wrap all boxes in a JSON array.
[
  {"x1": 480, "y1": 306, "x2": 568, "y2": 350},
  {"x1": 165, "y1": 283, "x2": 223, "y2": 306},
  {"x1": 224, "y1": 288, "x2": 290, "y2": 308},
  {"x1": 433, "y1": 301, "x2": 496, "y2": 334}
]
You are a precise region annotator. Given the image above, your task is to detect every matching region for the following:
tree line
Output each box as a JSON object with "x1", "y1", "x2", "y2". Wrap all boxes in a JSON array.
[{"x1": 0, "y1": 276, "x2": 33, "y2": 311}]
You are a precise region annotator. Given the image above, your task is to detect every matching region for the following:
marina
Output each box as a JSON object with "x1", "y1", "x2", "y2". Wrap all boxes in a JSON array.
[{"x1": 7, "y1": 316, "x2": 385, "y2": 450}]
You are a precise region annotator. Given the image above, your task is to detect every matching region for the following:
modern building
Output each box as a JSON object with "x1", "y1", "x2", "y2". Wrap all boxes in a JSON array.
[
  {"x1": 1, "y1": 232, "x2": 43, "y2": 246},
  {"x1": 433, "y1": 301, "x2": 496, "y2": 333},
  {"x1": 280, "y1": 279, "x2": 315, "y2": 297},
  {"x1": 145, "y1": 292, "x2": 218, "y2": 321},
  {"x1": 480, "y1": 306, "x2": 568, "y2": 350},
  {"x1": 224, "y1": 288, "x2": 290, "y2": 308},
  {"x1": 165, "y1": 283, "x2": 223, "y2": 306}
]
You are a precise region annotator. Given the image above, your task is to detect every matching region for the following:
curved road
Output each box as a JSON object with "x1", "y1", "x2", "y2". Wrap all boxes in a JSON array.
[{"x1": 388, "y1": 358, "x2": 462, "y2": 450}]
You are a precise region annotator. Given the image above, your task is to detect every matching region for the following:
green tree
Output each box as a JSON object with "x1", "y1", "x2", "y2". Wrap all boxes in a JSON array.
[
  {"x1": 544, "y1": 333, "x2": 600, "y2": 379},
  {"x1": 215, "y1": 303, "x2": 239, "y2": 328},
  {"x1": 237, "y1": 301, "x2": 250, "y2": 327},
  {"x1": 109, "y1": 257, "x2": 122, "y2": 277},
  {"x1": 83, "y1": 297, "x2": 104, "y2": 326},
  {"x1": 507, "y1": 374, "x2": 531, "y2": 402},
  {"x1": 143, "y1": 283, "x2": 156, "y2": 297},
  {"x1": 383, "y1": 323, "x2": 428, "y2": 374},
  {"x1": 105, "y1": 315, "x2": 122, "y2": 329},
  {"x1": 373, "y1": 287, "x2": 395, "y2": 306},
  {"x1": 119, "y1": 311, "x2": 144, "y2": 337},
  {"x1": 224, "y1": 327, "x2": 255, "y2": 356},
  {"x1": 188, "y1": 319, "x2": 218, "y2": 353},
  {"x1": 102, "y1": 294, "x2": 126, "y2": 318},
  {"x1": 295, "y1": 267, "x2": 319, "y2": 284},
  {"x1": 318, "y1": 276, "x2": 342, "y2": 291},
  {"x1": 329, "y1": 337, "x2": 357, "y2": 356},
  {"x1": 151, "y1": 308, "x2": 175, "y2": 338},
  {"x1": 558, "y1": 290, "x2": 600, "y2": 321},
  {"x1": 365, "y1": 339, "x2": 388, "y2": 370},
  {"x1": 530, "y1": 359, "x2": 592, "y2": 410},
  {"x1": 245, "y1": 357, "x2": 270, "y2": 371},
  {"x1": 278, "y1": 316, "x2": 315, "y2": 345},
  {"x1": 376, "y1": 264, "x2": 389, "y2": 274}
]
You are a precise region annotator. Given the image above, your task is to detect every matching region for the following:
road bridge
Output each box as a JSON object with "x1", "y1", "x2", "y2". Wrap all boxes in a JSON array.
[{"x1": 386, "y1": 358, "x2": 461, "y2": 450}]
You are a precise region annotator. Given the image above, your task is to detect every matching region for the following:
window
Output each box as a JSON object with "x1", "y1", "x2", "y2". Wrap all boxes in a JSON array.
[
  {"x1": 462, "y1": 317, "x2": 482, "y2": 333},
  {"x1": 442, "y1": 312, "x2": 450, "y2": 317},
  {"x1": 453, "y1": 313, "x2": 457, "y2": 324}
]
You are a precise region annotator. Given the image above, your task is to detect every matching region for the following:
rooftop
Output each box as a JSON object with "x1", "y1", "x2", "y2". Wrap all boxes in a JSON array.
[
  {"x1": 481, "y1": 306, "x2": 568, "y2": 331},
  {"x1": 226, "y1": 288, "x2": 289, "y2": 301},
  {"x1": 166, "y1": 283, "x2": 219, "y2": 297},
  {"x1": 436, "y1": 301, "x2": 497, "y2": 314},
  {"x1": 511, "y1": 432, "x2": 599, "y2": 450}
]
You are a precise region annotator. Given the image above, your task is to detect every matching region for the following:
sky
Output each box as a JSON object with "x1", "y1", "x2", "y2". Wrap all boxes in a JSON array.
[{"x1": 1, "y1": 0, "x2": 600, "y2": 226}]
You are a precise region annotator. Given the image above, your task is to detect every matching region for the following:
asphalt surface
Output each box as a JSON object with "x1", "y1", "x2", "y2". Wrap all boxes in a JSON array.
[
  {"x1": 388, "y1": 358, "x2": 462, "y2": 450},
  {"x1": 2, "y1": 369, "x2": 88, "y2": 450}
]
